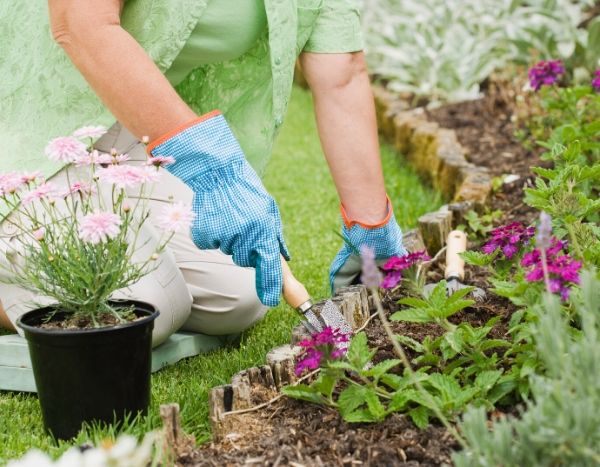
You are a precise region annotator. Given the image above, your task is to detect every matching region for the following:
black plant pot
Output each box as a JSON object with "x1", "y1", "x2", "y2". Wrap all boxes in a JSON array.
[{"x1": 17, "y1": 300, "x2": 159, "y2": 440}]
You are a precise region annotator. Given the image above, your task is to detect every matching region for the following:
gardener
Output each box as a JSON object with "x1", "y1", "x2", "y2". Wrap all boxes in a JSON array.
[{"x1": 0, "y1": 0, "x2": 406, "y2": 345}]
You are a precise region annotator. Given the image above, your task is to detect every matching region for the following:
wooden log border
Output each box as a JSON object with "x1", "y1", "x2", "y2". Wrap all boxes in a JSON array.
[{"x1": 203, "y1": 74, "x2": 495, "y2": 442}]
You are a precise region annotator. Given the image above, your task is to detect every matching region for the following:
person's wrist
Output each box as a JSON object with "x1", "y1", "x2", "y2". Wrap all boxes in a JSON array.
[{"x1": 340, "y1": 195, "x2": 391, "y2": 229}]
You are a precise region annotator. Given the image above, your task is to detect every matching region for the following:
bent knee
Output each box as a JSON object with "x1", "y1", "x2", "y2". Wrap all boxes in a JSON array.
[{"x1": 183, "y1": 284, "x2": 267, "y2": 336}]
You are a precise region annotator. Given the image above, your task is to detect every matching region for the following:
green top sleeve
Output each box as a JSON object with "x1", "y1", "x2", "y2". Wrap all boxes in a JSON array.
[{"x1": 302, "y1": 0, "x2": 364, "y2": 53}]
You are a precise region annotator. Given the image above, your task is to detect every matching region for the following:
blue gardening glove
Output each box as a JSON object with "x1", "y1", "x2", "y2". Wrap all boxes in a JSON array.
[
  {"x1": 148, "y1": 111, "x2": 289, "y2": 306},
  {"x1": 329, "y1": 196, "x2": 407, "y2": 293}
]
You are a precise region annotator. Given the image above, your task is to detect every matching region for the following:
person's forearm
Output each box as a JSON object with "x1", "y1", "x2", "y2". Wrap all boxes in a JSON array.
[
  {"x1": 300, "y1": 52, "x2": 387, "y2": 224},
  {"x1": 49, "y1": 0, "x2": 195, "y2": 141}
]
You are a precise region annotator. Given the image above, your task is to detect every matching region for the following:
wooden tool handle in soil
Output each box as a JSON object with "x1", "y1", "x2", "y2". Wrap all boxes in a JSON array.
[
  {"x1": 281, "y1": 255, "x2": 311, "y2": 309},
  {"x1": 445, "y1": 230, "x2": 467, "y2": 281}
]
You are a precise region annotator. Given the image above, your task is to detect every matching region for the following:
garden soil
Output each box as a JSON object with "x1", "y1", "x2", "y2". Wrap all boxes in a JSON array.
[{"x1": 426, "y1": 78, "x2": 548, "y2": 227}]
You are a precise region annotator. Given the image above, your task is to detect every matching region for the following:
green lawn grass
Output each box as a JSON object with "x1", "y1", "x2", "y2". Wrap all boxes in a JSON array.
[{"x1": 0, "y1": 86, "x2": 441, "y2": 463}]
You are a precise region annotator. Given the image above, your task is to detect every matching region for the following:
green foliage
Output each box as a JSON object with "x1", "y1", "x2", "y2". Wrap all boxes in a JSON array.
[
  {"x1": 457, "y1": 209, "x2": 503, "y2": 242},
  {"x1": 524, "y1": 84, "x2": 600, "y2": 267},
  {"x1": 361, "y1": 0, "x2": 594, "y2": 102},
  {"x1": 454, "y1": 270, "x2": 600, "y2": 467}
]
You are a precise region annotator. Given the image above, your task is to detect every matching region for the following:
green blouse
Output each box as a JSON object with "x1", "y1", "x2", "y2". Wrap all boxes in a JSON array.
[{"x1": 0, "y1": 0, "x2": 363, "y2": 177}]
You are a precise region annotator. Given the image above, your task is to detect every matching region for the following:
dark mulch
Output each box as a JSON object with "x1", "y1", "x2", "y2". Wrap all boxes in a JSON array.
[
  {"x1": 182, "y1": 399, "x2": 457, "y2": 466},
  {"x1": 426, "y1": 79, "x2": 548, "y2": 227}
]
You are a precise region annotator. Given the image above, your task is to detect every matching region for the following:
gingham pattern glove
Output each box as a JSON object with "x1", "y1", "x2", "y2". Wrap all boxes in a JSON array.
[
  {"x1": 148, "y1": 111, "x2": 290, "y2": 306},
  {"x1": 329, "y1": 196, "x2": 407, "y2": 293}
]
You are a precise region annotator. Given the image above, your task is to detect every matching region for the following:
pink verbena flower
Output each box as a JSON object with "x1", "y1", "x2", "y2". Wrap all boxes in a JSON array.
[
  {"x1": 147, "y1": 156, "x2": 175, "y2": 168},
  {"x1": 381, "y1": 251, "x2": 430, "y2": 289},
  {"x1": 97, "y1": 165, "x2": 159, "y2": 189},
  {"x1": 21, "y1": 182, "x2": 59, "y2": 205},
  {"x1": 295, "y1": 326, "x2": 350, "y2": 376},
  {"x1": 72, "y1": 125, "x2": 107, "y2": 140},
  {"x1": 78, "y1": 211, "x2": 122, "y2": 244},
  {"x1": 528, "y1": 60, "x2": 565, "y2": 91},
  {"x1": 0, "y1": 172, "x2": 27, "y2": 196},
  {"x1": 521, "y1": 237, "x2": 581, "y2": 301},
  {"x1": 157, "y1": 202, "x2": 194, "y2": 233},
  {"x1": 482, "y1": 222, "x2": 535, "y2": 259},
  {"x1": 44, "y1": 137, "x2": 88, "y2": 163},
  {"x1": 592, "y1": 70, "x2": 600, "y2": 93}
]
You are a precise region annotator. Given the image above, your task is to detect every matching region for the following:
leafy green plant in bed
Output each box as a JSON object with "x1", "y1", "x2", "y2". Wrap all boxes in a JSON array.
[{"x1": 454, "y1": 269, "x2": 600, "y2": 467}]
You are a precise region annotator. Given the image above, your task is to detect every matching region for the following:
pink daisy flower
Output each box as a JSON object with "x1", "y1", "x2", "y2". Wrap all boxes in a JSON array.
[
  {"x1": 22, "y1": 182, "x2": 59, "y2": 205},
  {"x1": 0, "y1": 172, "x2": 27, "y2": 196},
  {"x1": 78, "y1": 211, "x2": 123, "y2": 244},
  {"x1": 21, "y1": 171, "x2": 44, "y2": 184},
  {"x1": 33, "y1": 227, "x2": 45, "y2": 242},
  {"x1": 157, "y1": 202, "x2": 195, "y2": 233},
  {"x1": 146, "y1": 156, "x2": 175, "y2": 168},
  {"x1": 97, "y1": 165, "x2": 159, "y2": 189},
  {"x1": 45, "y1": 137, "x2": 88, "y2": 164},
  {"x1": 62, "y1": 181, "x2": 96, "y2": 198},
  {"x1": 72, "y1": 125, "x2": 107, "y2": 140}
]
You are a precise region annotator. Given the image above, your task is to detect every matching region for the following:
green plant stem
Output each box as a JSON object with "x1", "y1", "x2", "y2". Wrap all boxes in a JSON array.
[
  {"x1": 566, "y1": 222, "x2": 584, "y2": 259},
  {"x1": 369, "y1": 286, "x2": 467, "y2": 448},
  {"x1": 341, "y1": 375, "x2": 392, "y2": 400}
]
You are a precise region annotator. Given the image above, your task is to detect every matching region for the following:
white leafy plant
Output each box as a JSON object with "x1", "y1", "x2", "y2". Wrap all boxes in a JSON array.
[
  {"x1": 0, "y1": 126, "x2": 193, "y2": 325},
  {"x1": 360, "y1": 0, "x2": 594, "y2": 103}
]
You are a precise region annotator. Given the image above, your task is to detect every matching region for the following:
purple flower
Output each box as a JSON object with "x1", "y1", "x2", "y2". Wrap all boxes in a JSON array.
[
  {"x1": 528, "y1": 60, "x2": 565, "y2": 91},
  {"x1": 482, "y1": 222, "x2": 535, "y2": 260},
  {"x1": 592, "y1": 70, "x2": 600, "y2": 93},
  {"x1": 521, "y1": 238, "x2": 581, "y2": 301},
  {"x1": 380, "y1": 251, "x2": 430, "y2": 289},
  {"x1": 295, "y1": 326, "x2": 350, "y2": 376}
]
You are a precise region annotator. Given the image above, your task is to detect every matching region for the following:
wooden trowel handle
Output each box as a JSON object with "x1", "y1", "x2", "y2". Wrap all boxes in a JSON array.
[
  {"x1": 445, "y1": 230, "x2": 467, "y2": 281},
  {"x1": 281, "y1": 255, "x2": 311, "y2": 309}
]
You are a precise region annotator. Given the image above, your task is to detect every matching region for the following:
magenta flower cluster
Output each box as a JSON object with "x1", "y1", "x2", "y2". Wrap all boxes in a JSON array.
[
  {"x1": 528, "y1": 60, "x2": 565, "y2": 91},
  {"x1": 295, "y1": 327, "x2": 350, "y2": 376},
  {"x1": 380, "y1": 251, "x2": 430, "y2": 289},
  {"x1": 592, "y1": 70, "x2": 600, "y2": 93},
  {"x1": 482, "y1": 222, "x2": 535, "y2": 259},
  {"x1": 521, "y1": 238, "x2": 581, "y2": 301}
]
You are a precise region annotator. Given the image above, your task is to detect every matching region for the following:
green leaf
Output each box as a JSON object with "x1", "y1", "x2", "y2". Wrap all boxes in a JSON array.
[
  {"x1": 342, "y1": 408, "x2": 379, "y2": 423},
  {"x1": 347, "y1": 332, "x2": 375, "y2": 369},
  {"x1": 398, "y1": 296, "x2": 429, "y2": 308},
  {"x1": 282, "y1": 384, "x2": 324, "y2": 405},
  {"x1": 364, "y1": 389, "x2": 386, "y2": 421},
  {"x1": 409, "y1": 406, "x2": 430, "y2": 429},
  {"x1": 338, "y1": 385, "x2": 367, "y2": 416},
  {"x1": 380, "y1": 373, "x2": 408, "y2": 391},
  {"x1": 391, "y1": 309, "x2": 431, "y2": 323},
  {"x1": 427, "y1": 373, "x2": 461, "y2": 400},
  {"x1": 479, "y1": 339, "x2": 511, "y2": 351},
  {"x1": 460, "y1": 250, "x2": 495, "y2": 266},
  {"x1": 388, "y1": 391, "x2": 410, "y2": 413},
  {"x1": 314, "y1": 373, "x2": 338, "y2": 399},
  {"x1": 395, "y1": 335, "x2": 424, "y2": 352},
  {"x1": 474, "y1": 370, "x2": 503, "y2": 392},
  {"x1": 363, "y1": 359, "x2": 401, "y2": 380}
]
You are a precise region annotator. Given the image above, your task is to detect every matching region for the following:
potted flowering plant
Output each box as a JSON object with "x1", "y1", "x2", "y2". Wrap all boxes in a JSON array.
[{"x1": 0, "y1": 126, "x2": 193, "y2": 439}]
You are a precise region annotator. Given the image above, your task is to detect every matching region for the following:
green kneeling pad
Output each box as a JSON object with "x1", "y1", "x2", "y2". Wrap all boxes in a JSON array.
[{"x1": 0, "y1": 332, "x2": 226, "y2": 393}]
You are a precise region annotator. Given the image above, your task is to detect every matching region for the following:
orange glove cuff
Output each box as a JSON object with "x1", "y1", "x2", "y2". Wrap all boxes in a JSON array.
[
  {"x1": 146, "y1": 110, "x2": 222, "y2": 155},
  {"x1": 340, "y1": 195, "x2": 393, "y2": 229}
]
